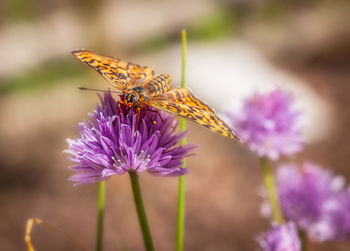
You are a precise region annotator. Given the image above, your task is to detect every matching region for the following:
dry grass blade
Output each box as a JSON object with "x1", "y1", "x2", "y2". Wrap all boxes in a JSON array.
[{"x1": 24, "y1": 218, "x2": 88, "y2": 251}]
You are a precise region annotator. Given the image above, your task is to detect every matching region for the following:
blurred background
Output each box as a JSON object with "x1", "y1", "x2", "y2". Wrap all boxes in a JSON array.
[{"x1": 0, "y1": 0, "x2": 349, "y2": 250}]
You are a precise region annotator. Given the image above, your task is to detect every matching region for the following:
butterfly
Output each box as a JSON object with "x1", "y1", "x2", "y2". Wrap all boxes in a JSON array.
[{"x1": 72, "y1": 50, "x2": 242, "y2": 142}]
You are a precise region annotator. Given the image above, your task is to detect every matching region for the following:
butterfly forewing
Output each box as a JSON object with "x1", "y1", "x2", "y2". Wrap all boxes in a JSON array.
[
  {"x1": 72, "y1": 50, "x2": 154, "y2": 90},
  {"x1": 144, "y1": 88, "x2": 242, "y2": 142}
]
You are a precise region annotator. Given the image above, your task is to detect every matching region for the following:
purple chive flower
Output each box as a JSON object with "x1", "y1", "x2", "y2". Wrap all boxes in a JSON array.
[
  {"x1": 263, "y1": 162, "x2": 350, "y2": 242},
  {"x1": 309, "y1": 187, "x2": 350, "y2": 241},
  {"x1": 226, "y1": 89, "x2": 305, "y2": 160},
  {"x1": 257, "y1": 222, "x2": 301, "y2": 251},
  {"x1": 277, "y1": 163, "x2": 335, "y2": 231},
  {"x1": 321, "y1": 188, "x2": 350, "y2": 240},
  {"x1": 65, "y1": 92, "x2": 196, "y2": 185}
]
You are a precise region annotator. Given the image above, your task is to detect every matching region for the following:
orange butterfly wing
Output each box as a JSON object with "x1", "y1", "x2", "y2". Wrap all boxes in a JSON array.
[
  {"x1": 144, "y1": 88, "x2": 242, "y2": 142},
  {"x1": 72, "y1": 50, "x2": 154, "y2": 90}
]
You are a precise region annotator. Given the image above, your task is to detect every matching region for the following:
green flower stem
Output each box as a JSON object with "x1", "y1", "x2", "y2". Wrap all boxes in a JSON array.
[
  {"x1": 176, "y1": 29, "x2": 187, "y2": 251},
  {"x1": 96, "y1": 181, "x2": 105, "y2": 251},
  {"x1": 129, "y1": 172, "x2": 154, "y2": 251},
  {"x1": 298, "y1": 229, "x2": 308, "y2": 251},
  {"x1": 180, "y1": 29, "x2": 187, "y2": 90},
  {"x1": 260, "y1": 157, "x2": 284, "y2": 224}
]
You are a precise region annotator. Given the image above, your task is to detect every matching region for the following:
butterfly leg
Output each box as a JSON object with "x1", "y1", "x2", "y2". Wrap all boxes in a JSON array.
[
  {"x1": 117, "y1": 99, "x2": 127, "y2": 115},
  {"x1": 116, "y1": 100, "x2": 121, "y2": 115},
  {"x1": 117, "y1": 99, "x2": 131, "y2": 115},
  {"x1": 134, "y1": 107, "x2": 141, "y2": 136}
]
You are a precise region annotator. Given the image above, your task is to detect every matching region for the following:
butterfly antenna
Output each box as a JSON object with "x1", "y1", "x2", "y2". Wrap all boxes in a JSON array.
[{"x1": 77, "y1": 85, "x2": 122, "y2": 95}]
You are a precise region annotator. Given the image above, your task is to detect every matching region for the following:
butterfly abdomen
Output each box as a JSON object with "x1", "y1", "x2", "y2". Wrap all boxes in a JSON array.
[{"x1": 143, "y1": 74, "x2": 172, "y2": 96}]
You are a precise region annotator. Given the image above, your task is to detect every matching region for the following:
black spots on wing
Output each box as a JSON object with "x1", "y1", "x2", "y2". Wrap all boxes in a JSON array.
[
  {"x1": 185, "y1": 113, "x2": 196, "y2": 120},
  {"x1": 128, "y1": 62, "x2": 148, "y2": 70},
  {"x1": 202, "y1": 124, "x2": 214, "y2": 129},
  {"x1": 95, "y1": 67, "x2": 103, "y2": 74},
  {"x1": 72, "y1": 49, "x2": 91, "y2": 55},
  {"x1": 195, "y1": 115, "x2": 203, "y2": 120},
  {"x1": 179, "y1": 105, "x2": 196, "y2": 115},
  {"x1": 107, "y1": 75, "x2": 115, "y2": 81},
  {"x1": 117, "y1": 73, "x2": 127, "y2": 79},
  {"x1": 209, "y1": 115, "x2": 217, "y2": 121},
  {"x1": 165, "y1": 104, "x2": 180, "y2": 113}
]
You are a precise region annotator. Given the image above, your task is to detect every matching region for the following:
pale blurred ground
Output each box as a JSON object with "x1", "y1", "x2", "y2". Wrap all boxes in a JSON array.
[{"x1": 0, "y1": 0, "x2": 350, "y2": 250}]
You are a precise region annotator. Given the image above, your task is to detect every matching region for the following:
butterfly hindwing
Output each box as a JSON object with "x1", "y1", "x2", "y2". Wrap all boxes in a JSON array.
[
  {"x1": 144, "y1": 88, "x2": 241, "y2": 142},
  {"x1": 72, "y1": 50, "x2": 154, "y2": 90}
]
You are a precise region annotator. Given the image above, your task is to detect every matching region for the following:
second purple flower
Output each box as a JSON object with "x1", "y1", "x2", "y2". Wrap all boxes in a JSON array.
[{"x1": 226, "y1": 89, "x2": 305, "y2": 160}]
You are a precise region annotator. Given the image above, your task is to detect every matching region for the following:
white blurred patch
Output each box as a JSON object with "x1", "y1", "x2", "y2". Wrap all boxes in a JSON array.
[
  {"x1": 331, "y1": 175, "x2": 345, "y2": 192},
  {"x1": 100, "y1": 0, "x2": 215, "y2": 49},
  {"x1": 0, "y1": 11, "x2": 84, "y2": 78}
]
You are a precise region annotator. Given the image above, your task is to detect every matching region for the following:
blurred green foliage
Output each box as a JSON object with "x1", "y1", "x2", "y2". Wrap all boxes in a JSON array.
[
  {"x1": 0, "y1": 60, "x2": 88, "y2": 94},
  {"x1": 188, "y1": 9, "x2": 237, "y2": 40},
  {"x1": 131, "y1": 9, "x2": 237, "y2": 54},
  {"x1": 7, "y1": 0, "x2": 34, "y2": 21}
]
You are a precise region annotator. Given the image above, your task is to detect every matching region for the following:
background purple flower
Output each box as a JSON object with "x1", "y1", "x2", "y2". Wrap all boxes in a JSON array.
[
  {"x1": 309, "y1": 187, "x2": 350, "y2": 241},
  {"x1": 65, "y1": 92, "x2": 197, "y2": 185},
  {"x1": 277, "y1": 163, "x2": 334, "y2": 230},
  {"x1": 257, "y1": 222, "x2": 301, "y2": 251},
  {"x1": 226, "y1": 89, "x2": 305, "y2": 160},
  {"x1": 328, "y1": 188, "x2": 350, "y2": 239},
  {"x1": 263, "y1": 162, "x2": 350, "y2": 242}
]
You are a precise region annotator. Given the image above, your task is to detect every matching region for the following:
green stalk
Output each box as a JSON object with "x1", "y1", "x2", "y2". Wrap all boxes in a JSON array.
[
  {"x1": 180, "y1": 29, "x2": 187, "y2": 90},
  {"x1": 96, "y1": 181, "x2": 105, "y2": 251},
  {"x1": 129, "y1": 172, "x2": 154, "y2": 251},
  {"x1": 176, "y1": 29, "x2": 187, "y2": 251},
  {"x1": 260, "y1": 157, "x2": 284, "y2": 224}
]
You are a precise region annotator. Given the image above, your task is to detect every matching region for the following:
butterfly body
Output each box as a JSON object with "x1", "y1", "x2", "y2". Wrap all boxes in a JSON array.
[{"x1": 72, "y1": 50, "x2": 242, "y2": 142}]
